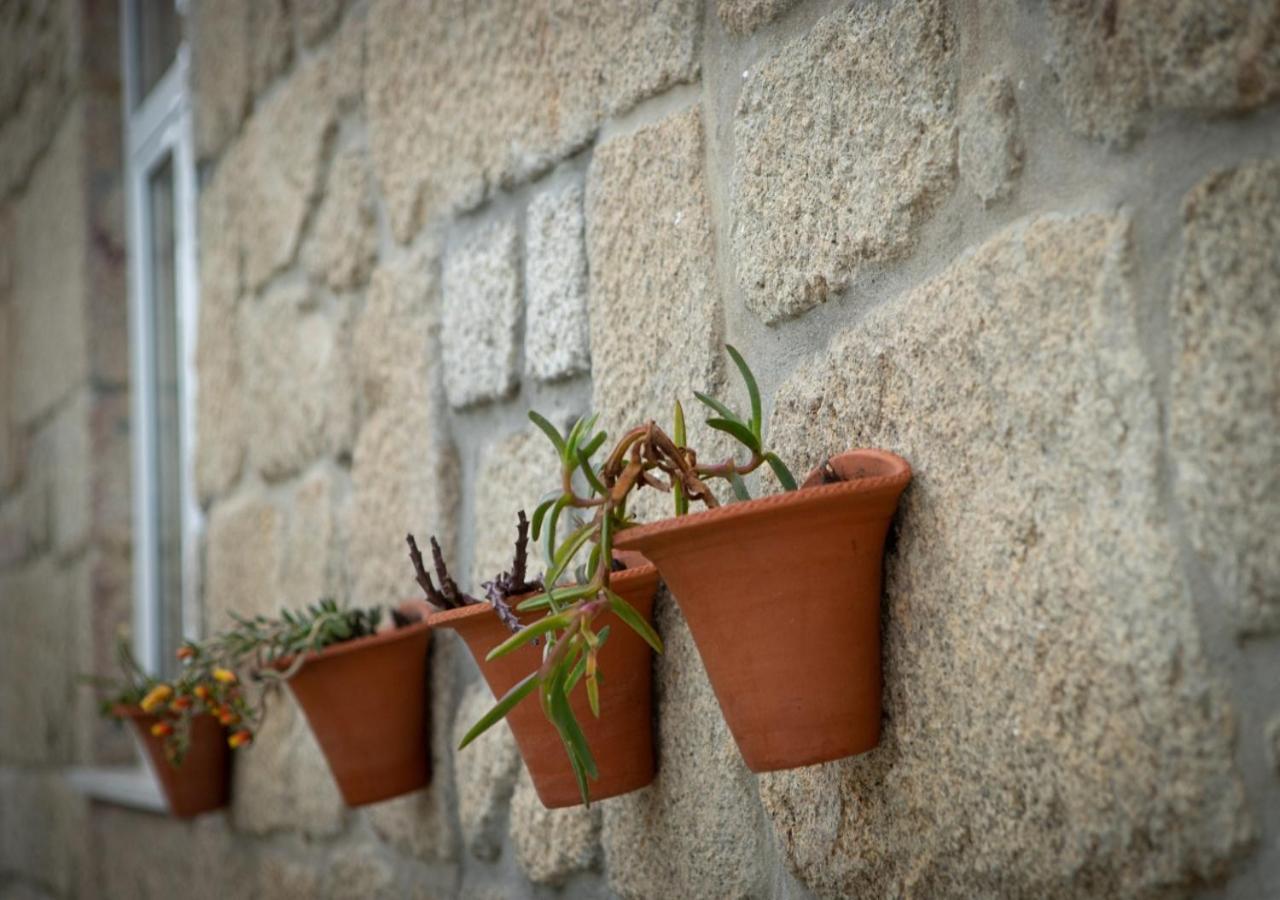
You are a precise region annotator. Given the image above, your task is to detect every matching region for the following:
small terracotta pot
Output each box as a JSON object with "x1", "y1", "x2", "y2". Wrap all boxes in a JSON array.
[
  {"x1": 614, "y1": 449, "x2": 911, "y2": 773},
  {"x1": 121, "y1": 709, "x2": 230, "y2": 818},
  {"x1": 430, "y1": 564, "x2": 661, "y2": 808},
  {"x1": 278, "y1": 619, "x2": 433, "y2": 806}
]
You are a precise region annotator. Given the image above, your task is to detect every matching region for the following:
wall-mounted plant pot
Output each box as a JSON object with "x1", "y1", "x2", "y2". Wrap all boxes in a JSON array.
[
  {"x1": 430, "y1": 563, "x2": 661, "y2": 808},
  {"x1": 120, "y1": 708, "x2": 230, "y2": 818},
  {"x1": 614, "y1": 449, "x2": 911, "y2": 773},
  {"x1": 276, "y1": 619, "x2": 433, "y2": 806}
]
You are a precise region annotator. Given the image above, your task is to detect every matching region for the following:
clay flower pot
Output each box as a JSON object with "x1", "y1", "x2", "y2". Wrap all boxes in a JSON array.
[
  {"x1": 278, "y1": 618, "x2": 433, "y2": 806},
  {"x1": 614, "y1": 449, "x2": 911, "y2": 773},
  {"x1": 121, "y1": 708, "x2": 230, "y2": 818},
  {"x1": 430, "y1": 563, "x2": 661, "y2": 808}
]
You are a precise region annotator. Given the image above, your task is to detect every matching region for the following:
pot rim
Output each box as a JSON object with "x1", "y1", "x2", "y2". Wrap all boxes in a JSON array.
[
  {"x1": 269, "y1": 616, "x2": 432, "y2": 674},
  {"x1": 426, "y1": 563, "x2": 659, "y2": 631},
  {"x1": 614, "y1": 448, "x2": 911, "y2": 549}
]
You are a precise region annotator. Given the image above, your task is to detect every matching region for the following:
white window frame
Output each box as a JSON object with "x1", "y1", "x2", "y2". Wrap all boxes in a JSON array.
[{"x1": 72, "y1": 0, "x2": 200, "y2": 813}]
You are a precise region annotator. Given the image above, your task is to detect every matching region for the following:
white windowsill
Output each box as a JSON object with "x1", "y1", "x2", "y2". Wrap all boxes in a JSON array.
[{"x1": 66, "y1": 765, "x2": 169, "y2": 814}]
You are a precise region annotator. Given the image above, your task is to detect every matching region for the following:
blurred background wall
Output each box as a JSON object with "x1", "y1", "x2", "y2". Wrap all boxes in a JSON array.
[{"x1": 1, "y1": 1, "x2": 1278, "y2": 898}]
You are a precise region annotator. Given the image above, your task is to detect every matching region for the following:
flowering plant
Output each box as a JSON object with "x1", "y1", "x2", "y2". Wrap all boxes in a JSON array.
[{"x1": 98, "y1": 600, "x2": 387, "y2": 763}]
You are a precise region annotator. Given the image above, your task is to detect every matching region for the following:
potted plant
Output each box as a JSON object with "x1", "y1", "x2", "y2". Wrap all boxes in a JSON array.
[
  {"x1": 95, "y1": 637, "x2": 239, "y2": 818},
  {"x1": 407, "y1": 515, "x2": 660, "y2": 808},
  {"x1": 186, "y1": 600, "x2": 433, "y2": 806},
  {"x1": 457, "y1": 346, "x2": 910, "y2": 783}
]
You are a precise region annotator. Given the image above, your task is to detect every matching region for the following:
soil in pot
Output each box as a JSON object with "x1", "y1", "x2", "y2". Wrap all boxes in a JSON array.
[
  {"x1": 430, "y1": 563, "x2": 661, "y2": 808},
  {"x1": 278, "y1": 618, "x2": 433, "y2": 806},
  {"x1": 122, "y1": 709, "x2": 230, "y2": 818},
  {"x1": 613, "y1": 449, "x2": 911, "y2": 773}
]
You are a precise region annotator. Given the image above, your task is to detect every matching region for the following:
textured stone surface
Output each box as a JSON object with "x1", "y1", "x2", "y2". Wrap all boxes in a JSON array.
[
  {"x1": 249, "y1": 0, "x2": 293, "y2": 96},
  {"x1": 226, "y1": 23, "x2": 362, "y2": 292},
  {"x1": 959, "y1": 72, "x2": 1022, "y2": 206},
  {"x1": 587, "y1": 108, "x2": 723, "y2": 444},
  {"x1": 510, "y1": 766, "x2": 601, "y2": 886},
  {"x1": 204, "y1": 493, "x2": 283, "y2": 626},
  {"x1": 305, "y1": 145, "x2": 377, "y2": 291},
  {"x1": 195, "y1": 166, "x2": 246, "y2": 502},
  {"x1": 1268, "y1": 717, "x2": 1280, "y2": 777},
  {"x1": 470, "y1": 426, "x2": 561, "y2": 592},
  {"x1": 759, "y1": 213, "x2": 1251, "y2": 897},
  {"x1": 254, "y1": 850, "x2": 325, "y2": 900},
  {"x1": 452, "y1": 678, "x2": 520, "y2": 861},
  {"x1": 281, "y1": 466, "x2": 349, "y2": 610},
  {"x1": 295, "y1": 0, "x2": 346, "y2": 47},
  {"x1": 36, "y1": 389, "x2": 89, "y2": 555},
  {"x1": 349, "y1": 383, "x2": 459, "y2": 610},
  {"x1": 732, "y1": 1, "x2": 957, "y2": 322},
  {"x1": 525, "y1": 180, "x2": 591, "y2": 382},
  {"x1": 365, "y1": 0, "x2": 700, "y2": 239},
  {"x1": 240, "y1": 282, "x2": 355, "y2": 480},
  {"x1": 0, "y1": 244, "x2": 15, "y2": 493},
  {"x1": 366, "y1": 635, "x2": 461, "y2": 863},
  {"x1": 0, "y1": 769, "x2": 85, "y2": 895},
  {"x1": 0, "y1": 0, "x2": 73, "y2": 198},
  {"x1": 328, "y1": 848, "x2": 401, "y2": 900},
  {"x1": 192, "y1": 0, "x2": 251, "y2": 160},
  {"x1": 441, "y1": 216, "x2": 522, "y2": 408},
  {"x1": 11, "y1": 108, "x2": 87, "y2": 423},
  {"x1": 0, "y1": 559, "x2": 83, "y2": 764},
  {"x1": 352, "y1": 244, "x2": 440, "y2": 413},
  {"x1": 232, "y1": 697, "x2": 346, "y2": 837},
  {"x1": 1170, "y1": 159, "x2": 1280, "y2": 635},
  {"x1": 602, "y1": 591, "x2": 770, "y2": 900},
  {"x1": 717, "y1": 0, "x2": 802, "y2": 35},
  {"x1": 91, "y1": 807, "x2": 248, "y2": 900},
  {"x1": 1046, "y1": 0, "x2": 1280, "y2": 146}
]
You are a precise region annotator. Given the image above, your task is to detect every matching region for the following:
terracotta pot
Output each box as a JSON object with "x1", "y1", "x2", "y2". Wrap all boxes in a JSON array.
[
  {"x1": 278, "y1": 619, "x2": 433, "y2": 806},
  {"x1": 121, "y1": 709, "x2": 230, "y2": 818},
  {"x1": 614, "y1": 449, "x2": 911, "y2": 773},
  {"x1": 429, "y1": 564, "x2": 661, "y2": 808}
]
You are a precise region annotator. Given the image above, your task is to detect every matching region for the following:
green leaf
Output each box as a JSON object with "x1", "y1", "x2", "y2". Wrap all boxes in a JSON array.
[
  {"x1": 587, "y1": 672, "x2": 600, "y2": 718},
  {"x1": 515, "y1": 583, "x2": 595, "y2": 613},
  {"x1": 673, "y1": 400, "x2": 686, "y2": 448},
  {"x1": 693, "y1": 391, "x2": 743, "y2": 427},
  {"x1": 576, "y1": 448, "x2": 607, "y2": 497},
  {"x1": 485, "y1": 612, "x2": 574, "y2": 661},
  {"x1": 728, "y1": 470, "x2": 751, "y2": 502},
  {"x1": 580, "y1": 430, "x2": 608, "y2": 461},
  {"x1": 530, "y1": 498, "x2": 557, "y2": 541},
  {"x1": 606, "y1": 590, "x2": 663, "y2": 654},
  {"x1": 764, "y1": 452, "x2": 798, "y2": 491},
  {"x1": 725, "y1": 344, "x2": 762, "y2": 439},
  {"x1": 528, "y1": 410, "x2": 566, "y2": 457},
  {"x1": 707, "y1": 417, "x2": 762, "y2": 454},
  {"x1": 551, "y1": 686, "x2": 598, "y2": 780},
  {"x1": 458, "y1": 672, "x2": 538, "y2": 749},
  {"x1": 542, "y1": 496, "x2": 569, "y2": 566}
]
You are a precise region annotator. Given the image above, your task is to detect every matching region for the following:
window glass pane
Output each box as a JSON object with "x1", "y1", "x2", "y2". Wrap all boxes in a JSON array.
[
  {"x1": 147, "y1": 155, "x2": 184, "y2": 675},
  {"x1": 133, "y1": 0, "x2": 181, "y2": 106}
]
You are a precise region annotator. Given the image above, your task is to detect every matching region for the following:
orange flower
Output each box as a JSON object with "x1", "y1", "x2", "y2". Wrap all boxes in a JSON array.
[
  {"x1": 170, "y1": 696, "x2": 192, "y2": 712},
  {"x1": 228, "y1": 730, "x2": 253, "y2": 749},
  {"x1": 139, "y1": 684, "x2": 173, "y2": 713},
  {"x1": 212, "y1": 667, "x2": 237, "y2": 685},
  {"x1": 150, "y1": 721, "x2": 173, "y2": 737},
  {"x1": 193, "y1": 684, "x2": 211, "y2": 701},
  {"x1": 176, "y1": 645, "x2": 195, "y2": 661},
  {"x1": 217, "y1": 707, "x2": 239, "y2": 726}
]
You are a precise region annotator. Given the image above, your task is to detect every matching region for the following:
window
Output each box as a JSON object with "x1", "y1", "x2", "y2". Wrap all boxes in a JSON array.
[{"x1": 122, "y1": 0, "x2": 200, "y2": 679}]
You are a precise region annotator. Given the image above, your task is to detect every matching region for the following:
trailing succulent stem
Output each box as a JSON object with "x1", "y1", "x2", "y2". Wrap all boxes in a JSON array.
[{"x1": 460, "y1": 345, "x2": 797, "y2": 804}]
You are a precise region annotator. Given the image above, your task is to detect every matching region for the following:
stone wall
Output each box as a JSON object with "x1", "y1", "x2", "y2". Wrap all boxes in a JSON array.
[
  {"x1": 3, "y1": 1, "x2": 1279, "y2": 898},
  {"x1": 0, "y1": 0, "x2": 130, "y2": 897}
]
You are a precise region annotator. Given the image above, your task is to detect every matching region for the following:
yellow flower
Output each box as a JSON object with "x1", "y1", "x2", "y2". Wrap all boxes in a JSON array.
[
  {"x1": 228, "y1": 730, "x2": 253, "y2": 749},
  {"x1": 212, "y1": 668, "x2": 237, "y2": 685},
  {"x1": 139, "y1": 684, "x2": 173, "y2": 713},
  {"x1": 150, "y1": 721, "x2": 173, "y2": 737}
]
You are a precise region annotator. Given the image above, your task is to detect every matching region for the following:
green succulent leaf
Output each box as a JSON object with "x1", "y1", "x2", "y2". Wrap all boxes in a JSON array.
[
  {"x1": 728, "y1": 470, "x2": 751, "y2": 502},
  {"x1": 576, "y1": 448, "x2": 607, "y2": 497},
  {"x1": 515, "y1": 583, "x2": 596, "y2": 613},
  {"x1": 530, "y1": 497, "x2": 556, "y2": 541},
  {"x1": 764, "y1": 452, "x2": 798, "y2": 492},
  {"x1": 528, "y1": 410, "x2": 566, "y2": 457},
  {"x1": 693, "y1": 391, "x2": 743, "y2": 427},
  {"x1": 707, "y1": 417, "x2": 762, "y2": 454},
  {"x1": 458, "y1": 671, "x2": 538, "y2": 749},
  {"x1": 606, "y1": 589, "x2": 663, "y2": 654},
  {"x1": 485, "y1": 612, "x2": 574, "y2": 661},
  {"x1": 725, "y1": 344, "x2": 762, "y2": 439}
]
